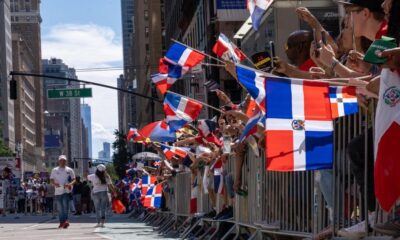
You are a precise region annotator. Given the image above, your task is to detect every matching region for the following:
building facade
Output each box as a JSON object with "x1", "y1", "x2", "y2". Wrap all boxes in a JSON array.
[
  {"x1": 42, "y1": 58, "x2": 83, "y2": 175},
  {"x1": 0, "y1": 0, "x2": 15, "y2": 151},
  {"x1": 10, "y1": 0, "x2": 44, "y2": 168},
  {"x1": 80, "y1": 103, "x2": 92, "y2": 158}
]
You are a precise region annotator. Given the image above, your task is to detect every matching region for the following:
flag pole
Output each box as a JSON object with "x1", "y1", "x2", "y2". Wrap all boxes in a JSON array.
[
  {"x1": 166, "y1": 90, "x2": 224, "y2": 113},
  {"x1": 171, "y1": 38, "x2": 226, "y2": 65},
  {"x1": 201, "y1": 63, "x2": 225, "y2": 67}
]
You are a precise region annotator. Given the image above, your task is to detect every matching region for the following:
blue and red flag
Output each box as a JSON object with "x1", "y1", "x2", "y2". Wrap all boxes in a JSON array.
[
  {"x1": 190, "y1": 177, "x2": 198, "y2": 214},
  {"x1": 127, "y1": 127, "x2": 142, "y2": 142},
  {"x1": 160, "y1": 144, "x2": 189, "y2": 160},
  {"x1": 265, "y1": 77, "x2": 333, "y2": 171},
  {"x1": 247, "y1": 0, "x2": 274, "y2": 31},
  {"x1": 141, "y1": 175, "x2": 157, "y2": 196},
  {"x1": 129, "y1": 178, "x2": 142, "y2": 193},
  {"x1": 329, "y1": 86, "x2": 358, "y2": 119},
  {"x1": 138, "y1": 121, "x2": 176, "y2": 142},
  {"x1": 153, "y1": 160, "x2": 162, "y2": 167},
  {"x1": 144, "y1": 184, "x2": 162, "y2": 208},
  {"x1": 163, "y1": 93, "x2": 203, "y2": 131},
  {"x1": 239, "y1": 108, "x2": 263, "y2": 142},
  {"x1": 213, "y1": 33, "x2": 246, "y2": 63},
  {"x1": 164, "y1": 42, "x2": 205, "y2": 68},
  {"x1": 212, "y1": 159, "x2": 224, "y2": 194},
  {"x1": 236, "y1": 65, "x2": 266, "y2": 113}
]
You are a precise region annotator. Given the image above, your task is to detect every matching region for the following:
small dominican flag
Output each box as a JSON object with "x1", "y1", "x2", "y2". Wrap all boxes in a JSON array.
[
  {"x1": 141, "y1": 175, "x2": 157, "y2": 196},
  {"x1": 159, "y1": 58, "x2": 189, "y2": 79},
  {"x1": 329, "y1": 86, "x2": 358, "y2": 119},
  {"x1": 153, "y1": 160, "x2": 162, "y2": 167},
  {"x1": 163, "y1": 92, "x2": 203, "y2": 131},
  {"x1": 239, "y1": 108, "x2": 263, "y2": 142},
  {"x1": 144, "y1": 184, "x2": 162, "y2": 208},
  {"x1": 127, "y1": 127, "x2": 141, "y2": 142},
  {"x1": 165, "y1": 42, "x2": 205, "y2": 68},
  {"x1": 247, "y1": 0, "x2": 274, "y2": 31},
  {"x1": 212, "y1": 159, "x2": 224, "y2": 194},
  {"x1": 265, "y1": 77, "x2": 333, "y2": 171},
  {"x1": 160, "y1": 144, "x2": 188, "y2": 160},
  {"x1": 236, "y1": 65, "x2": 266, "y2": 113},
  {"x1": 190, "y1": 177, "x2": 199, "y2": 214},
  {"x1": 212, "y1": 33, "x2": 246, "y2": 63},
  {"x1": 129, "y1": 178, "x2": 142, "y2": 193},
  {"x1": 151, "y1": 73, "x2": 175, "y2": 95}
]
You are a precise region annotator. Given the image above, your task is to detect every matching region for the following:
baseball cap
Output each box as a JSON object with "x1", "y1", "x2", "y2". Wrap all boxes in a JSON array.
[
  {"x1": 58, "y1": 155, "x2": 67, "y2": 161},
  {"x1": 96, "y1": 164, "x2": 106, "y2": 172},
  {"x1": 339, "y1": 0, "x2": 384, "y2": 13}
]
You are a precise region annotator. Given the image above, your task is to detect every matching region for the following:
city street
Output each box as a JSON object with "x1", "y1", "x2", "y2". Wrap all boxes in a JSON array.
[{"x1": 0, "y1": 214, "x2": 172, "y2": 240}]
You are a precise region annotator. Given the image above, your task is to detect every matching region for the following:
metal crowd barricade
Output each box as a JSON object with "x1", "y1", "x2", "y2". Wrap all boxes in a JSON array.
[{"x1": 152, "y1": 104, "x2": 396, "y2": 238}]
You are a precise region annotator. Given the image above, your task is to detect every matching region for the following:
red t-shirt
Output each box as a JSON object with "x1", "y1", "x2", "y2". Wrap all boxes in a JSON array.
[
  {"x1": 375, "y1": 20, "x2": 388, "y2": 40},
  {"x1": 299, "y1": 58, "x2": 317, "y2": 71}
]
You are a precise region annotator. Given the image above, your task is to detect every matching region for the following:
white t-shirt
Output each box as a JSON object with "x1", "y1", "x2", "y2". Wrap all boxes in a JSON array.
[
  {"x1": 87, "y1": 174, "x2": 112, "y2": 194},
  {"x1": 50, "y1": 166, "x2": 75, "y2": 196}
]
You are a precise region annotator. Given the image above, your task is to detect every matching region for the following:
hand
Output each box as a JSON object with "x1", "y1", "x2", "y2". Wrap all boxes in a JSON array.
[
  {"x1": 315, "y1": 41, "x2": 336, "y2": 67},
  {"x1": 378, "y1": 47, "x2": 400, "y2": 70},
  {"x1": 54, "y1": 183, "x2": 61, "y2": 188},
  {"x1": 224, "y1": 61, "x2": 237, "y2": 79},
  {"x1": 215, "y1": 89, "x2": 231, "y2": 104},
  {"x1": 347, "y1": 50, "x2": 371, "y2": 73},
  {"x1": 273, "y1": 57, "x2": 289, "y2": 74},
  {"x1": 296, "y1": 7, "x2": 322, "y2": 30},
  {"x1": 309, "y1": 67, "x2": 327, "y2": 79}
]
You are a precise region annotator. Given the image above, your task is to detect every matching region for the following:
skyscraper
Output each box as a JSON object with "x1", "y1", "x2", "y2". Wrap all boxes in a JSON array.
[
  {"x1": 10, "y1": 0, "x2": 44, "y2": 167},
  {"x1": 42, "y1": 58, "x2": 83, "y2": 173},
  {"x1": 0, "y1": 0, "x2": 15, "y2": 150},
  {"x1": 80, "y1": 103, "x2": 92, "y2": 158}
]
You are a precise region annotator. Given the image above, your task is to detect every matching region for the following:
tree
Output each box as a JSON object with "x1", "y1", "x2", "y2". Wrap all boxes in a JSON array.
[
  {"x1": 0, "y1": 139, "x2": 14, "y2": 157},
  {"x1": 112, "y1": 130, "x2": 129, "y2": 179},
  {"x1": 105, "y1": 163, "x2": 119, "y2": 182}
]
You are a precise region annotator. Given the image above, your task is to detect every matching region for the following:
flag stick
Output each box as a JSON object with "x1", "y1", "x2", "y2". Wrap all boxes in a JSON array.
[
  {"x1": 166, "y1": 90, "x2": 224, "y2": 113},
  {"x1": 201, "y1": 63, "x2": 225, "y2": 67},
  {"x1": 171, "y1": 38, "x2": 226, "y2": 65}
]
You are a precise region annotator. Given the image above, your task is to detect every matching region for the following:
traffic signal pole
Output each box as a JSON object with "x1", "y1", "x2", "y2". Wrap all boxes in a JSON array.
[{"x1": 9, "y1": 71, "x2": 162, "y2": 103}]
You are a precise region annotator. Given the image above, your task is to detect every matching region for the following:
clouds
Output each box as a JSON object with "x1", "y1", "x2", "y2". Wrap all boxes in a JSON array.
[
  {"x1": 42, "y1": 24, "x2": 122, "y2": 68},
  {"x1": 42, "y1": 24, "x2": 122, "y2": 156}
]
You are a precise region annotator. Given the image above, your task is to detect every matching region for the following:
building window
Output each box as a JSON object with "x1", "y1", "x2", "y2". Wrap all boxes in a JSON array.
[
  {"x1": 145, "y1": 27, "x2": 149, "y2": 38},
  {"x1": 144, "y1": 10, "x2": 149, "y2": 20}
]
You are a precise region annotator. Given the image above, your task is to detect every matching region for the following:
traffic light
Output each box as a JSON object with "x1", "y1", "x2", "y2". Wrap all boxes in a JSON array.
[{"x1": 10, "y1": 78, "x2": 17, "y2": 100}]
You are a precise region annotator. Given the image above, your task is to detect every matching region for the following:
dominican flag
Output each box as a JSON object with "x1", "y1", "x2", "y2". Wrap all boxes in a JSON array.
[
  {"x1": 143, "y1": 184, "x2": 162, "y2": 208},
  {"x1": 265, "y1": 77, "x2": 333, "y2": 171},
  {"x1": 239, "y1": 108, "x2": 263, "y2": 142},
  {"x1": 197, "y1": 119, "x2": 218, "y2": 137},
  {"x1": 141, "y1": 175, "x2": 157, "y2": 196},
  {"x1": 329, "y1": 86, "x2": 358, "y2": 118},
  {"x1": 153, "y1": 160, "x2": 162, "y2": 167},
  {"x1": 212, "y1": 159, "x2": 224, "y2": 194},
  {"x1": 247, "y1": 0, "x2": 274, "y2": 31},
  {"x1": 127, "y1": 127, "x2": 141, "y2": 142},
  {"x1": 163, "y1": 93, "x2": 203, "y2": 131},
  {"x1": 374, "y1": 69, "x2": 400, "y2": 212},
  {"x1": 236, "y1": 65, "x2": 266, "y2": 113},
  {"x1": 138, "y1": 121, "x2": 176, "y2": 142},
  {"x1": 160, "y1": 144, "x2": 188, "y2": 160},
  {"x1": 213, "y1": 33, "x2": 246, "y2": 63},
  {"x1": 165, "y1": 42, "x2": 205, "y2": 68},
  {"x1": 129, "y1": 178, "x2": 142, "y2": 193},
  {"x1": 151, "y1": 73, "x2": 175, "y2": 95}
]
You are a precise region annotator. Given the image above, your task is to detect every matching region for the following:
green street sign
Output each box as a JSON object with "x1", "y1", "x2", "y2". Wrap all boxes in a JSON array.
[{"x1": 47, "y1": 88, "x2": 92, "y2": 99}]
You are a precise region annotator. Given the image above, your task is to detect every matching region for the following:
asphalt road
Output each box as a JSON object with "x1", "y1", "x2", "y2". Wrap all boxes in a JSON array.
[{"x1": 0, "y1": 213, "x2": 175, "y2": 240}]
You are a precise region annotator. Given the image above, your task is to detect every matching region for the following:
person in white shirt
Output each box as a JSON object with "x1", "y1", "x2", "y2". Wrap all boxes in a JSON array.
[
  {"x1": 87, "y1": 164, "x2": 115, "y2": 228},
  {"x1": 50, "y1": 155, "x2": 75, "y2": 229}
]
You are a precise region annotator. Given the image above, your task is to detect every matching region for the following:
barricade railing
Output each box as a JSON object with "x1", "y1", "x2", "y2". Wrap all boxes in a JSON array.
[{"x1": 160, "y1": 104, "x2": 396, "y2": 238}]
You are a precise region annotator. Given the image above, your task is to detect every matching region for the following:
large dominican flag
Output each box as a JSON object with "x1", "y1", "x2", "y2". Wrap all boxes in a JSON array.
[
  {"x1": 212, "y1": 33, "x2": 246, "y2": 63},
  {"x1": 164, "y1": 42, "x2": 205, "y2": 68},
  {"x1": 160, "y1": 144, "x2": 188, "y2": 160},
  {"x1": 329, "y1": 86, "x2": 358, "y2": 118},
  {"x1": 265, "y1": 77, "x2": 333, "y2": 171},
  {"x1": 143, "y1": 184, "x2": 162, "y2": 208},
  {"x1": 236, "y1": 65, "x2": 266, "y2": 113},
  {"x1": 374, "y1": 69, "x2": 400, "y2": 212},
  {"x1": 163, "y1": 92, "x2": 203, "y2": 131},
  {"x1": 141, "y1": 175, "x2": 157, "y2": 196}
]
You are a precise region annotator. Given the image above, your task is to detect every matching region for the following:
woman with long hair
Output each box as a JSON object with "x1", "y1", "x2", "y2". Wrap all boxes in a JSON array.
[{"x1": 87, "y1": 164, "x2": 115, "y2": 227}]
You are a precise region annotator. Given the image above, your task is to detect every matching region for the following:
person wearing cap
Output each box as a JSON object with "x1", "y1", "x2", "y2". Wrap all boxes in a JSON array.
[
  {"x1": 87, "y1": 164, "x2": 115, "y2": 228},
  {"x1": 50, "y1": 155, "x2": 76, "y2": 229}
]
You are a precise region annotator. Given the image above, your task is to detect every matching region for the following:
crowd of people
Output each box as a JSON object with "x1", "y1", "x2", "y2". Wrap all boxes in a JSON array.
[{"x1": 122, "y1": 0, "x2": 400, "y2": 239}]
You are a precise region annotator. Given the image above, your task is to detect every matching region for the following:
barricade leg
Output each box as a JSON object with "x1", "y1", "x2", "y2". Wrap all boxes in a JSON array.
[
  {"x1": 220, "y1": 223, "x2": 236, "y2": 240},
  {"x1": 180, "y1": 218, "x2": 201, "y2": 239}
]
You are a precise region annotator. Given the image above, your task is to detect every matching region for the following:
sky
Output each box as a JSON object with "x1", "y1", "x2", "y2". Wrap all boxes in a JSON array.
[{"x1": 41, "y1": 0, "x2": 123, "y2": 158}]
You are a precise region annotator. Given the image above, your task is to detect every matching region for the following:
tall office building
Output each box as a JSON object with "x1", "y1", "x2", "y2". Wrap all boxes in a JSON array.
[
  {"x1": 42, "y1": 58, "x2": 83, "y2": 174},
  {"x1": 10, "y1": 0, "x2": 44, "y2": 166},
  {"x1": 0, "y1": 0, "x2": 15, "y2": 150},
  {"x1": 80, "y1": 103, "x2": 92, "y2": 158},
  {"x1": 98, "y1": 142, "x2": 111, "y2": 161}
]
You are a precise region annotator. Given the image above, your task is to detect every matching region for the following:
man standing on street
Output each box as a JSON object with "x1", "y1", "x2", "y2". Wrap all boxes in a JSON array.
[
  {"x1": 50, "y1": 155, "x2": 75, "y2": 229},
  {"x1": 72, "y1": 176, "x2": 83, "y2": 215}
]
